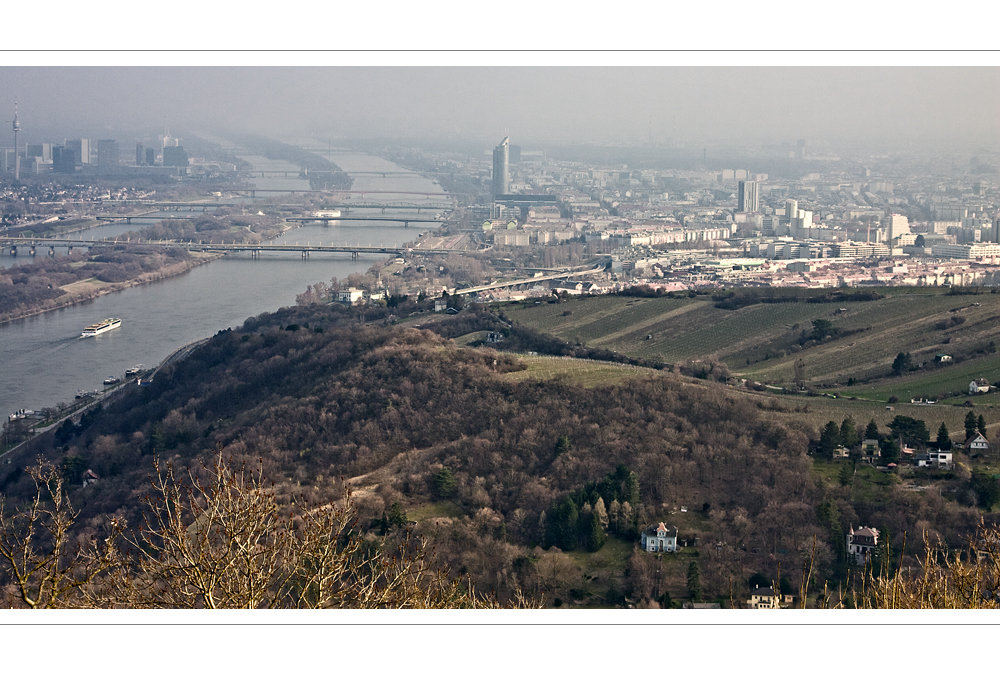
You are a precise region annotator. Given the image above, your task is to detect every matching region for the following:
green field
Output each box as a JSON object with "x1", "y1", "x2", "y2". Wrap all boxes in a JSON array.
[{"x1": 505, "y1": 289, "x2": 1000, "y2": 395}]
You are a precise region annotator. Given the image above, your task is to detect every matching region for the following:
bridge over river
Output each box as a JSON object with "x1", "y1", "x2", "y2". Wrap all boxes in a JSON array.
[{"x1": 0, "y1": 236, "x2": 470, "y2": 259}]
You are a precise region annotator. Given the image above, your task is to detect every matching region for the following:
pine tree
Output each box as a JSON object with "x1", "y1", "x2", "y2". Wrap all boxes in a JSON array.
[
  {"x1": 624, "y1": 471, "x2": 641, "y2": 509},
  {"x1": 820, "y1": 421, "x2": 841, "y2": 456},
  {"x1": 433, "y1": 467, "x2": 457, "y2": 499},
  {"x1": 838, "y1": 462, "x2": 854, "y2": 487},
  {"x1": 687, "y1": 561, "x2": 703, "y2": 603},
  {"x1": 936, "y1": 423, "x2": 951, "y2": 451},
  {"x1": 966, "y1": 411, "x2": 978, "y2": 440},
  {"x1": 979, "y1": 415, "x2": 988, "y2": 435},
  {"x1": 586, "y1": 510, "x2": 606, "y2": 552},
  {"x1": 840, "y1": 417, "x2": 858, "y2": 449},
  {"x1": 864, "y1": 419, "x2": 880, "y2": 441}
]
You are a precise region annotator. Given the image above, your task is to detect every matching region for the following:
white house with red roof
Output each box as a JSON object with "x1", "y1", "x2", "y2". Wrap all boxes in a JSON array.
[
  {"x1": 641, "y1": 522, "x2": 678, "y2": 553},
  {"x1": 847, "y1": 525, "x2": 879, "y2": 565}
]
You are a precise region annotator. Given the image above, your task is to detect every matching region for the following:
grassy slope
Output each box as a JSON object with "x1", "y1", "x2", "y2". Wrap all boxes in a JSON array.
[{"x1": 504, "y1": 289, "x2": 1000, "y2": 400}]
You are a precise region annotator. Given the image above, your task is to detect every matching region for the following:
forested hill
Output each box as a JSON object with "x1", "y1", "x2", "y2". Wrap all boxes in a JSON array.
[{"x1": 0, "y1": 302, "x2": 983, "y2": 607}]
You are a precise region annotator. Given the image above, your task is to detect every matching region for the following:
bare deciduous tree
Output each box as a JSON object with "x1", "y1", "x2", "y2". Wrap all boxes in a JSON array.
[
  {"x1": 2, "y1": 450, "x2": 538, "y2": 609},
  {"x1": 0, "y1": 459, "x2": 124, "y2": 608}
]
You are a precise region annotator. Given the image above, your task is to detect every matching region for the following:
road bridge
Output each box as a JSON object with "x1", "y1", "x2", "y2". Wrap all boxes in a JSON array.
[
  {"x1": 452, "y1": 264, "x2": 606, "y2": 296},
  {"x1": 0, "y1": 236, "x2": 473, "y2": 258},
  {"x1": 285, "y1": 216, "x2": 444, "y2": 227},
  {"x1": 96, "y1": 214, "x2": 200, "y2": 223},
  {"x1": 236, "y1": 188, "x2": 463, "y2": 198}
]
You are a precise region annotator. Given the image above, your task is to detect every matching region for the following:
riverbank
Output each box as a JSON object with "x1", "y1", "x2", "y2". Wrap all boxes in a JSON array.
[{"x1": 0, "y1": 251, "x2": 222, "y2": 326}]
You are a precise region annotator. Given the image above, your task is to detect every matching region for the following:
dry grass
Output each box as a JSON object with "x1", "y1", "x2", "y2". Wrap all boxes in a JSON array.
[{"x1": 503, "y1": 355, "x2": 658, "y2": 388}]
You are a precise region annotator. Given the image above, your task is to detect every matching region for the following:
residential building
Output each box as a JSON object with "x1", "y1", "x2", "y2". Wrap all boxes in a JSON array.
[
  {"x1": 860, "y1": 439, "x2": 880, "y2": 464},
  {"x1": 737, "y1": 180, "x2": 759, "y2": 213},
  {"x1": 965, "y1": 432, "x2": 991, "y2": 454},
  {"x1": 746, "y1": 586, "x2": 794, "y2": 609},
  {"x1": 970, "y1": 378, "x2": 991, "y2": 395},
  {"x1": 847, "y1": 525, "x2": 879, "y2": 565},
  {"x1": 640, "y1": 522, "x2": 678, "y2": 553}
]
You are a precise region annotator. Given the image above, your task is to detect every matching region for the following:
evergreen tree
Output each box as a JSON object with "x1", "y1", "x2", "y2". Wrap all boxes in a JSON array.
[
  {"x1": 624, "y1": 471, "x2": 641, "y2": 509},
  {"x1": 979, "y1": 414, "x2": 988, "y2": 435},
  {"x1": 936, "y1": 423, "x2": 951, "y2": 451},
  {"x1": 840, "y1": 417, "x2": 859, "y2": 449},
  {"x1": 548, "y1": 496, "x2": 578, "y2": 550},
  {"x1": 586, "y1": 510, "x2": 606, "y2": 552},
  {"x1": 820, "y1": 421, "x2": 841, "y2": 456},
  {"x1": 966, "y1": 411, "x2": 978, "y2": 439},
  {"x1": 433, "y1": 467, "x2": 457, "y2": 499},
  {"x1": 891, "y1": 352, "x2": 912, "y2": 374},
  {"x1": 865, "y1": 419, "x2": 880, "y2": 441},
  {"x1": 687, "y1": 561, "x2": 703, "y2": 603},
  {"x1": 387, "y1": 502, "x2": 407, "y2": 529},
  {"x1": 888, "y1": 416, "x2": 930, "y2": 447},
  {"x1": 554, "y1": 435, "x2": 572, "y2": 455},
  {"x1": 838, "y1": 462, "x2": 854, "y2": 487},
  {"x1": 880, "y1": 436, "x2": 900, "y2": 463}
]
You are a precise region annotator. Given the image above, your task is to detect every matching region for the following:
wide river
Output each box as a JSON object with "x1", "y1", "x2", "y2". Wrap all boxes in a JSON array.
[{"x1": 0, "y1": 150, "x2": 446, "y2": 418}]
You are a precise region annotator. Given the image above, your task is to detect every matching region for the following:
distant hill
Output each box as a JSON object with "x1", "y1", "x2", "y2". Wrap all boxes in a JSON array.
[{"x1": 0, "y1": 299, "x2": 991, "y2": 607}]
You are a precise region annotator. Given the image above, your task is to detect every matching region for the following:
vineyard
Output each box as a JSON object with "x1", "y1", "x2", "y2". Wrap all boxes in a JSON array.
[{"x1": 504, "y1": 288, "x2": 1000, "y2": 397}]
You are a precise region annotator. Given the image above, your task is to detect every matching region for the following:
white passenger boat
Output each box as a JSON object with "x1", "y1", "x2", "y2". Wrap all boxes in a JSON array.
[{"x1": 81, "y1": 318, "x2": 121, "y2": 337}]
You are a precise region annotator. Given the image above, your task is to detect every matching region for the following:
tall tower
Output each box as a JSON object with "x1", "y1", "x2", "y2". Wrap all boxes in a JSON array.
[
  {"x1": 12, "y1": 100, "x2": 20, "y2": 181},
  {"x1": 492, "y1": 136, "x2": 510, "y2": 198},
  {"x1": 737, "y1": 180, "x2": 759, "y2": 213}
]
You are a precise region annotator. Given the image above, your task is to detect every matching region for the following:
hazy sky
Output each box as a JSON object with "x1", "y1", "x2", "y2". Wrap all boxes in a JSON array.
[{"x1": 0, "y1": 67, "x2": 997, "y2": 149}]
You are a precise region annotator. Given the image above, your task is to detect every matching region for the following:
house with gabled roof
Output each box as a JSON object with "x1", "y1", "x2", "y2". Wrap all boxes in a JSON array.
[
  {"x1": 641, "y1": 522, "x2": 678, "y2": 553},
  {"x1": 966, "y1": 432, "x2": 991, "y2": 454},
  {"x1": 847, "y1": 525, "x2": 879, "y2": 565},
  {"x1": 970, "y1": 378, "x2": 991, "y2": 395}
]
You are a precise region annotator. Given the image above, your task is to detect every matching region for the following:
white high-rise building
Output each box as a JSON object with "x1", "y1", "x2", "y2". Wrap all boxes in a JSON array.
[
  {"x1": 885, "y1": 214, "x2": 909, "y2": 245},
  {"x1": 492, "y1": 136, "x2": 510, "y2": 198}
]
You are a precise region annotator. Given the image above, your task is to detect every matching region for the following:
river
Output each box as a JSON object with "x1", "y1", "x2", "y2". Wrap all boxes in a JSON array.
[{"x1": 0, "y1": 150, "x2": 446, "y2": 418}]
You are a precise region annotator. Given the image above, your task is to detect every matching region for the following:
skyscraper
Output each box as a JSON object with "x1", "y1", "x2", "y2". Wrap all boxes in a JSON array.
[
  {"x1": 65, "y1": 139, "x2": 90, "y2": 165},
  {"x1": 737, "y1": 180, "x2": 759, "y2": 213},
  {"x1": 136, "y1": 142, "x2": 144, "y2": 166},
  {"x1": 53, "y1": 146, "x2": 77, "y2": 174},
  {"x1": 492, "y1": 136, "x2": 510, "y2": 198},
  {"x1": 97, "y1": 139, "x2": 119, "y2": 174}
]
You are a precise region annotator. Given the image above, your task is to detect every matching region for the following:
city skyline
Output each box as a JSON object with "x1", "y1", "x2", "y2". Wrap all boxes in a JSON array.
[{"x1": 1, "y1": 67, "x2": 998, "y2": 150}]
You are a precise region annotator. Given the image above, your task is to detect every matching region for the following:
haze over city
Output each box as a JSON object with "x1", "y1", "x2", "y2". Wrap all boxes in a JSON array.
[{"x1": 1, "y1": 67, "x2": 998, "y2": 150}]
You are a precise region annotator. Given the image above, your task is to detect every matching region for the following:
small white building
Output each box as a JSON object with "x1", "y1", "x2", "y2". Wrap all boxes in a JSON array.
[
  {"x1": 641, "y1": 522, "x2": 678, "y2": 553},
  {"x1": 847, "y1": 525, "x2": 879, "y2": 565},
  {"x1": 746, "y1": 586, "x2": 794, "y2": 609},
  {"x1": 338, "y1": 287, "x2": 365, "y2": 304}
]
